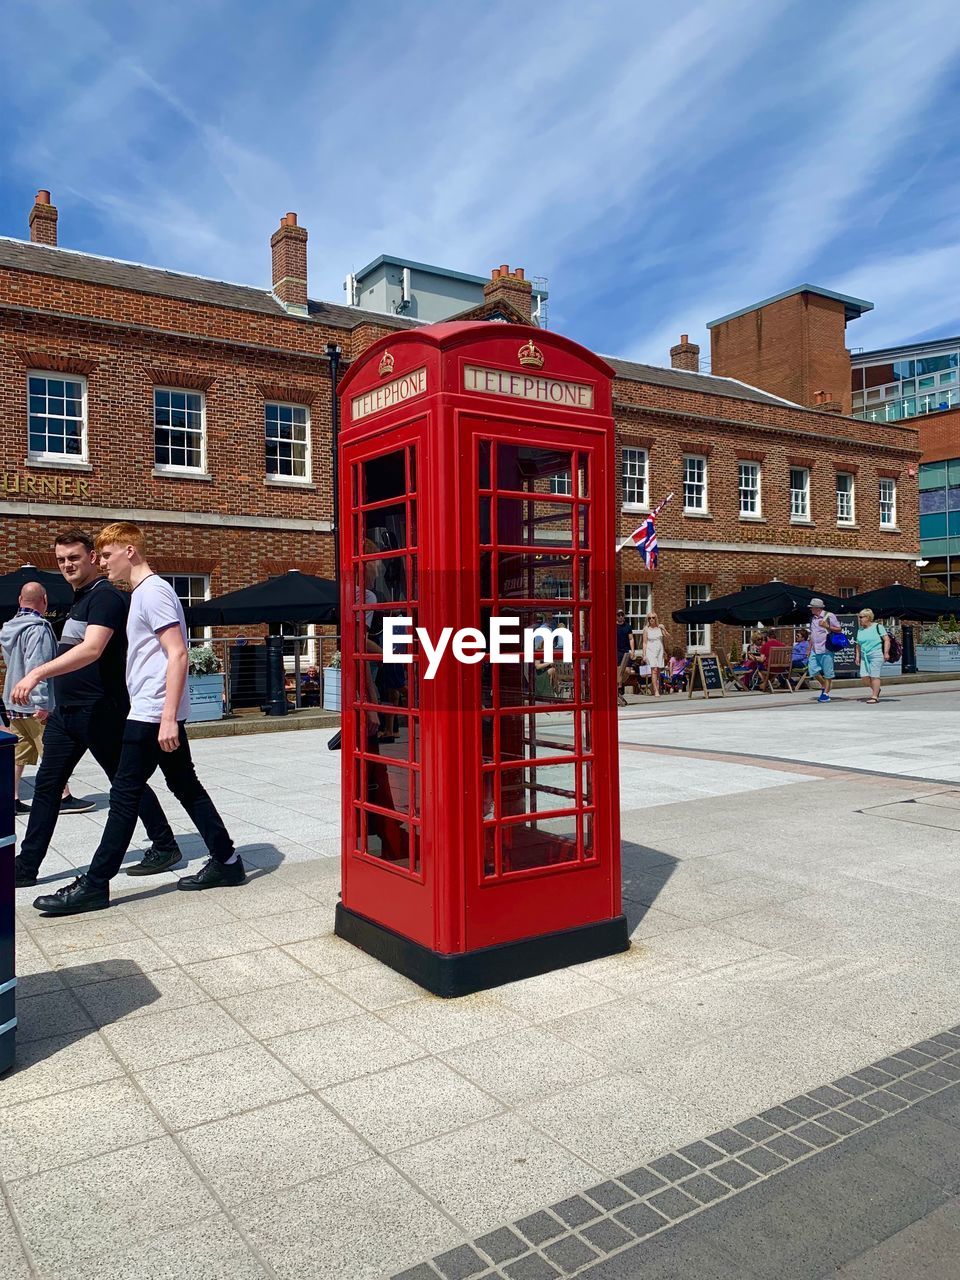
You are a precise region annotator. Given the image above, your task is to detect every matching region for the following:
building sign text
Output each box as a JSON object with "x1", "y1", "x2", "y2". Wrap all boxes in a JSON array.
[
  {"x1": 352, "y1": 367, "x2": 427, "y2": 421},
  {"x1": 463, "y1": 365, "x2": 594, "y2": 409},
  {"x1": 2, "y1": 473, "x2": 91, "y2": 498}
]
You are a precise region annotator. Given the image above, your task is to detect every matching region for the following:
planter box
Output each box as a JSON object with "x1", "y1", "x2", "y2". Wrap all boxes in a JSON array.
[
  {"x1": 323, "y1": 668, "x2": 341, "y2": 711},
  {"x1": 188, "y1": 673, "x2": 225, "y2": 722},
  {"x1": 917, "y1": 645, "x2": 960, "y2": 673}
]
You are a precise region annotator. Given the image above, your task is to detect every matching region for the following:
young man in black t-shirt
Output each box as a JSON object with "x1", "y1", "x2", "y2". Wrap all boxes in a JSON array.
[
  {"x1": 10, "y1": 531, "x2": 181, "y2": 888},
  {"x1": 615, "y1": 608, "x2": 636, "y2": 706}
]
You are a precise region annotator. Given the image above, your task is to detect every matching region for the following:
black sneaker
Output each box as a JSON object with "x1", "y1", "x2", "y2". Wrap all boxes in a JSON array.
[
  {"x1": 34, "y1": 875, "x2": 109, "y2": 916},
  {"x1": 177, "y1": 856, "x2": 246, "y2": 891},
  {"x1": 14, "y1": 855, "x2": 38, "y2": 888},
  {"x1": 59, "y1": 795, "x2": 96, "y2": 815},
  {"x1": 126, "y1": 844, "x2": 183, "y2": 876},
  {"x1": 15, "y1": 800, "x2": 30, "y2": 816}
]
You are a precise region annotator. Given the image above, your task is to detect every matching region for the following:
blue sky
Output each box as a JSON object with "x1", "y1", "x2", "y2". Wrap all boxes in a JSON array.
[{"x1": 1, "y1": 0, "x2": 958, "y2": 365}]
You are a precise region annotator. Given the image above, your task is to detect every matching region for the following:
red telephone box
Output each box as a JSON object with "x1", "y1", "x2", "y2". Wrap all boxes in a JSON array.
[{"x1": 334, "y1": 322, "x2": 627, "y2": 995}]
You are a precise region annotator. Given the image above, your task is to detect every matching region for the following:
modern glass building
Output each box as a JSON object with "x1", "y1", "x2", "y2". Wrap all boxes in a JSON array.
[
  {"x1": 918, "y1": 456, "x2": 960, "y2": 596},
  {"x1": 852, "y1": 337, "x2": 960, "y2": 423}
]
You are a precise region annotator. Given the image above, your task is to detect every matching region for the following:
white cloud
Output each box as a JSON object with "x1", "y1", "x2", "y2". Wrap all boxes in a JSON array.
[
  {"x1": 1, "y1": 0, "x2": 959, "y2": 367},
  {"x1": 624, "y1": 0, "x2": 960, "y2": 363}
]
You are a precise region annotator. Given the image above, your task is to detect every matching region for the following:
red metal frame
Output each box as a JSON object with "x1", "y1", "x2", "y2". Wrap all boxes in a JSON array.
[{"x1": 337, "y1": 323, "x2": 621, "y2": 958}]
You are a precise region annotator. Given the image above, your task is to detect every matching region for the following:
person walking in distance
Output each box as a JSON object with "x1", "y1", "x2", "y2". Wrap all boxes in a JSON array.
[
  {"x1": 807, "y1": 597, "x2": 842, "y2": 703},
  {"x1": 9, "y1": 532, "x2": 181, "y2": 888},
  {"x1": 855, "y1": 608, "x2": 890, "y2": 704},
  {"x1": 641, "y1": 611, "x2": 670, "y2": 698},
  {"x1": 615, "y1": 608, "x2": 635, "y2": 706},
  {"x1": 1, "y1": 583, "x2": 61, "y2": 815},
  {"x1": 33, "y1": 522, "x2": 244, "y2": 916}
]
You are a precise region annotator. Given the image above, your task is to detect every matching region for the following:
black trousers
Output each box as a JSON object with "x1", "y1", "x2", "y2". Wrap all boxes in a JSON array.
[
  {"x1": 17, "y1": 699, "x2": 178, "y2": 877},
  {"x1": 86, "y1": 720, "x2": 234, "y2": 890}
]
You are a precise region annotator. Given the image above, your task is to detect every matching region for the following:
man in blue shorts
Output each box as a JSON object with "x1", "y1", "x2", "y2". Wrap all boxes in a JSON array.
[{"x1": 807, "y1": 597, "x2": 842, "y2": 703}]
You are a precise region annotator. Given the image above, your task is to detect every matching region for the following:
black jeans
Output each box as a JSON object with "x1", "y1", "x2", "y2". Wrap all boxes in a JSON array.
[
  {"x1": 86, "y1": 720, "x2": 234, "y2": 890},
  {"x1": 17, "y1": 700, "x2": 178, "y2": 877}
]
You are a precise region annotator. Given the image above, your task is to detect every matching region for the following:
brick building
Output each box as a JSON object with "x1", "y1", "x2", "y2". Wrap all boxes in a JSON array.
[
  {"x1": 609, "y1": 341, "x2": 920, "y2": 652},
  {"x1": 0, "y1": 193, "x2": 423, "y2": 633},
  {"x1": 915, "y1": 406, "x2": 960, "y2": 597},
  {"x1": 0, "y1": 191, "x2": 922, "y2": 656}
]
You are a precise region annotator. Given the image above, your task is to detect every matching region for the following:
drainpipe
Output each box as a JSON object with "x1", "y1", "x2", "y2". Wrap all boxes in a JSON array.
[
  {"x1": 326, "y1": 342, "x2": 343, "y2": 590},
  {"x1": 326, "y1": 342, "x2": 344, "y2": 750}
]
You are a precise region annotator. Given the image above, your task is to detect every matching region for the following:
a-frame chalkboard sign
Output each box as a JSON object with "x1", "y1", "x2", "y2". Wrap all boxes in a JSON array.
[{"x1": 687, "y1": 653, "x2": 725, "y2": 699}]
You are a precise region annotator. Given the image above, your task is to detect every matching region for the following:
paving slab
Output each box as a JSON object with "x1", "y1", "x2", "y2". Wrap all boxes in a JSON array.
[
  {"x1": 8, "y1": 691, "x2": 960, "y2": 1277},
  {"x1": 178, "y1": 1093, "x2": 371, "y2": 1204}
]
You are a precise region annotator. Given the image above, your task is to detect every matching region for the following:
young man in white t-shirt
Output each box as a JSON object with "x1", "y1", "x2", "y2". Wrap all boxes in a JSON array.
[{"x1": 34, "y1": 522, "x2": 244, "y2": 916}]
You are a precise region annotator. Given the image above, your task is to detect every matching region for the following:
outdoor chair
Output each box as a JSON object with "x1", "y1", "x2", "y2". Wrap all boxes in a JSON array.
[
  {"x1": 617, "y1": 653, "x2": 641, "y2": 701},
  {"x1": 759, "y1": 646, "x2": 793, "y2": 691},
  {"x1": 555, "y1": 661, "x2": 575, "y2": 701},
  {"x1": 721, "y1": 650, "x2": 760, "y2": 693},
  {"x1": 786, "y1": 661, "x2": 809, "y2": 692}
]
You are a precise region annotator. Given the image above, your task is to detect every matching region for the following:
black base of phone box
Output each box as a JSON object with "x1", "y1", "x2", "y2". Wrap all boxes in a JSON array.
[{"x1": 334, "y1": 903, "x2": 630, "y2": 999}]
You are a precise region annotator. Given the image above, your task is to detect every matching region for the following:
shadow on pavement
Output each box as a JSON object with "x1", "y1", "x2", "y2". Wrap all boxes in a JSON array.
[
  {"x1": 620, "y1": 838, "x2": 677, "y2": 935},
  {"x1": 13, "y1": 960, "x2": 161, "y2": 1069}
]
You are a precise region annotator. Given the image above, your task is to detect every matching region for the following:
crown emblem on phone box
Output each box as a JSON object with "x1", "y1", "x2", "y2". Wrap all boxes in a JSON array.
[
  {"x1": 518, "y1": 339, "x2": 544, "y2": 369},
  {"x1": 378, "y1": 351, "x2": 395, "y2": 377}
]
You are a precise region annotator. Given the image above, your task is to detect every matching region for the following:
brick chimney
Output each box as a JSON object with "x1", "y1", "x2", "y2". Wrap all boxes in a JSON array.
[
  {"x1": 813, "y1": 389, "x2": 843, "y2": 414},
  {"x1": 29, "y1": 190, "x2": 58, "y2": 246},
  {"x1": 707, "y1": 286, "x2": 872, "y2": 414},
  {"x1": 483, "y1": 265, "x2": 534, "y2": 323},
  {"x1": 670, "y1": 334, "x2": 700, "y2": 372},
  {"x1": 271, "y1": 212, "x2": 308, "y2": 314}
]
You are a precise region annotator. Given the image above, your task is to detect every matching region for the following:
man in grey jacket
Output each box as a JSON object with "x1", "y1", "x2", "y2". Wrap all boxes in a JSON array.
[{"x1": 1, "y1": 583, "x2": 58, "y2": 815}]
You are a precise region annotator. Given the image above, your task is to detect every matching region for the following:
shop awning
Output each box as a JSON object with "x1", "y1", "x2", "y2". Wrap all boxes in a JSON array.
[
  {"x1": 186, "y1": 570, "x2": 338, "y2": 626},
  {"x1": 671, "y1": 582, "x2": 847, "y2": 626},
  {"x1": 845, "y1": 584, "x2": 960, "y2": 621},
  {"x1": 0, "y1": 566, "x2": 73, "y2": 623}
]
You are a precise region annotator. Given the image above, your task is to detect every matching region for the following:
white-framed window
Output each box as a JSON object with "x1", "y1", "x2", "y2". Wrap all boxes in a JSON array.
[
  {"x1": 836, "y1": 472, "x2": 855, "y2": 524},
  {"x1": 790, "y1": 467, "x2": 810, "y2": 520},
  {"x1": 623, "y1": 583, "x2": 651, "y2": 633},
  {"x1": 265, "y1": 402, "x2": 311, "y2": 481},
  {"x1": 280, "y1": 622, "x2": 317, "y2": 669},
  {"x1": 550, "y1": 469, "x2": 572, "y2": 496},
  {"x1": 685, "y1": 583, "x2": 710, "y2": 651},
  {"x1": 161, "y1": 573, "x2": 210, "y2": 643},
  {"x1": 879, "y1": 477, "x2": 897, "y2": 528},
  {"x1": 738, "y1": 461, "x2": 761, "y2": 516},
  {"x1": 621, "y1": 447, "x2": 649, "y2": 508},
  {"x1": 154, "y1": 388, "x2": 205, "y2": 471},
  {"x1": 838, "y1": 586, "x2": 857, "y2": 599},
  {"x1": 683, "y1": 455, "x2": 707, "y2": 512},
  {"x1": 27, "y1": 372, "x2": 87, "y2": 461}
]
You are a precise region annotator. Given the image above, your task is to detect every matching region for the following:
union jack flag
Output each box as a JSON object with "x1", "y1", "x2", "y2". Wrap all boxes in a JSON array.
[{"x1": 621, "y1": 492, "x2": 674, "y2": 570}]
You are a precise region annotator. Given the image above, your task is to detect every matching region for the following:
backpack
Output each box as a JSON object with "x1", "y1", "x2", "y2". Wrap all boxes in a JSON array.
[{"x1": 884, "y1": 628, "x2": 902, "y2": 663}]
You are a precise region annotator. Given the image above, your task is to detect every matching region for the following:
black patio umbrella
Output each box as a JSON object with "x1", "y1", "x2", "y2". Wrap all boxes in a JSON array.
[
  {"x1": 845, "y1": 584, "x2": 960, "y2": 622},
  {"x1": 0, "y1": 565, "x2": 73, "y2": 623},
  {"x1": 671, "y1": 581, "x2": 847, "y2": 626},
  {"x1": 185, "y1": 570, "x2": 338, "y2": 626}
]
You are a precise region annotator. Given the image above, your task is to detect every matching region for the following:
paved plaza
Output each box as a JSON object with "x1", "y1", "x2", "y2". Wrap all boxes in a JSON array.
[{"x1": 4, "y1": 684, "x2": 960, "y2": 1278}]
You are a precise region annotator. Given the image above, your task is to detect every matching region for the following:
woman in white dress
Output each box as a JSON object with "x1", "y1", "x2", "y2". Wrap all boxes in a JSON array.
[{"x1": 641, "y1": 612, "x2": 670, "y2": 698}]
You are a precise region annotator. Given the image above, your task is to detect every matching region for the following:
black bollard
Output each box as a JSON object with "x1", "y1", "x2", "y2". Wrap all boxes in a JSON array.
[
  {"x1": 0, "y1": 729, "x2": 16, "y2": 1074},
  {"x1": 901, "y1": 623, "x2": 918, "y2": 674},
  {"x1": 263, "y1": 635, "x2": 288, "y2": 716}
]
